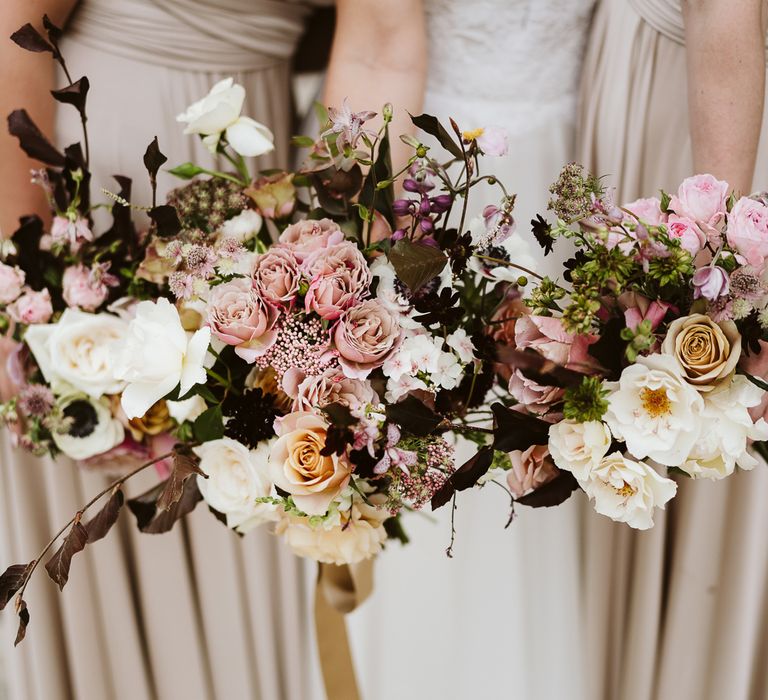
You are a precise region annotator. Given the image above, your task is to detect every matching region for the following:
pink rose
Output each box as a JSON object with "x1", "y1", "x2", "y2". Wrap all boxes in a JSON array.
[
  {"x1": 666, "y1": 214, "x2": 705, "y2": 255},
  {"x1": 334, "y1": 300, "x2": 401, "y2": 379},
  {"x1": 623, "y1": 197, "x2": 667, "y2": 226},
  {"x1": 618, "y1": 292, "x2": 671, "y2": 332},
  {"x1": 0, "y1": 263, "x2": 25, "y2": 304},
  {"x1": 250, "y1": 248, "x2": 301, "y2": 308},
  {"x1": 693, "y1": 266, "x2": 730, "y2": 301},
  {"x1": 51, "y1": 215, "x2": 93, "y2": 251},
  {"x1": 304, "y1": 242, "x2": 371, "y2": 320},
  {"x1": 278, "y1": 218, "x2": 344, "y2": 262},
  {"x1": 669, "y1": 174, "x2": 729, "y2": 226},
  {"x1": 206, "y1": 278, "x2": 279, "y2": 362},
  {"x1": 476, "y1": 126, "x2": 509, "y2": 157},
  {"x1": 506, "y1": 444, "x2": 559, "y2": 498},
  {"x1": 287, "y1": 367, "x2": 379, "y2": 412},
  {"x1": 8, "y1": 289, "x2": 53, "y2": 325},
  {"x1": 0, "y1": 334, "x2": 23, "y2": 403},
  {"x1": 270, "y1": 411, "x2": 352, "y2": 515},
  {"x1": 62, "y1": 264, "x2": 116, "y2": 311},
  {"x1": 726, "y1": 196, "x2": 768, "y2": 268}
]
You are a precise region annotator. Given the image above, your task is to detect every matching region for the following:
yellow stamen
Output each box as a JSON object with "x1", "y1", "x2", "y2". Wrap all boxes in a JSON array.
[
  {"x1": 462, "y1": 127, "x2": 485, "y2": 141},
  {"x1": 615, "y1": 482, "x2": 635, "y2": 498},
  {"x1": 640, "y1": 387, "x2": 671, "y2": 418}
]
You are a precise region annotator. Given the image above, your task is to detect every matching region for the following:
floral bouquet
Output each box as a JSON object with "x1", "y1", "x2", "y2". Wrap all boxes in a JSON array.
[
  {"x1": 0, "y1": 17, "x2": 534, "y2": 644},
  {"x1": 493, "y1": 164, "x2": 768, "y2": 530}
]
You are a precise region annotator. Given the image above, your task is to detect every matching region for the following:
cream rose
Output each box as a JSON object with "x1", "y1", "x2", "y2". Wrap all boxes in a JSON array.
[
  {"x1": 583, "y1": 453, "x2": 677, "y2": 530},
  {"x1": 194, "y1": 437, "x2": 278, "y2": 533},
  {"x1": 25, "y1": 308, "x2": 129, "y2": 397},
  {"x1": 548, "y1": 420, "x2": 612, "y2": 481},
  {"x1": 661, "y1": 313, "x2": 741, "y2": 391},
  {"x1": 276, "y1": 497, "x2": 388, "y2": 564},
  {"x1": 269, "y1": 411, "x2": 352, "y2": 515}
]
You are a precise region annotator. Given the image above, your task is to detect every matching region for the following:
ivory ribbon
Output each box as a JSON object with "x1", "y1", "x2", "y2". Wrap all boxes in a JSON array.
[{"x1": 314, "y1": 561, "x2": 374, "y2": 700}]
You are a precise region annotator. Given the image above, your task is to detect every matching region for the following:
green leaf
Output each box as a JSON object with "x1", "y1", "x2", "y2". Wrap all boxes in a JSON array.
[
  {"x1": 314, "y1": 101, "x2": 330, "y2": 129},
  {"x1": 409, "y1": 113, "x2": 463, "y2": 160},
  {"x1": 359, "y1": 127, "x2": 395, "y2": 225},
  {"x1": 193, "y1": 405, "x2": 224, "y2": 442},
  {"x1": 168, "y1": 162, "x2": 207, "y2": 180},
  {"x1": 292, "y1": 135, "x2": 315, "y2": 148},
  {"x1": 388, "y1": 239, "x2": 447, "y2": 292},
  {"x1": 659, "y1": 189, "x2": 672, "y2": 214}
]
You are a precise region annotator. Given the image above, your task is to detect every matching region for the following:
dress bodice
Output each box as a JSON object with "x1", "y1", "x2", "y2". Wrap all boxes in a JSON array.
[{"x1": 424, "y1": 0, "x2": 596, "y2": 129}]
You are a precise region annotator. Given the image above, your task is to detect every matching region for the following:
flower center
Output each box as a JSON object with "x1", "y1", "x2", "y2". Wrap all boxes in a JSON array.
[
  {"x1": 614, "y1": 481, "x2": 635, "y2": 498},
  {"x1": 640, "y1": 387, "x2": 671, "y2": 418},
  {"x1": 462, "y1": 127, "x2": 485, "y2": 141}
]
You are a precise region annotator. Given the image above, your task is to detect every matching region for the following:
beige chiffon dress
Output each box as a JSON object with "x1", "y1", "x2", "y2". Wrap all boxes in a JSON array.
[
  {"x1": 578, "y1": 2, "x2": 768, "y2": 699},
  {"x1": 0, "y1": 2, "x2": 320, "y2": 698}
]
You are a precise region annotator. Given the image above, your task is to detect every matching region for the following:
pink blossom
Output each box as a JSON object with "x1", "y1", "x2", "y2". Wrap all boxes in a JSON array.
[
  {"x1": 618, "y1": 292, "x2": 671, "y2": 332},
  {"x1": 51, "y1": 215, "x2": 93, "y2": 251},
  {"x1": 62, "y1": 263, "x2": 117, "y2": 311},
  {"x1": 666, "y1": 214, "x2": 705, "y2": 255},
  {"x1": 623, "y1": 197, "x2": 667, "y2": 226},
  {"x1": 286, "y1": 367, "x2": 379, "y2": 412},
  {"x1": 303, "y1": 242, "x2": 371, "y2": 320},
  {"x1": 669, "y1": 174, "x2": 729, "y2": 226},
  {"x1": 0, "y1": 334, "x2": 22, "y2": 403},
  {"x1": 334, "y1": 300, "x2": 401, "y2": 379},
  {"x1": 250, "y1": 248, "x2": 302, "y2": 308},
  {"x1": 476, "y1": 126, "x2": 509, "y2": 157},
  {"x1": 8, "y1": 289, "x2": 53, "y2": 325},
  {"x1": 693, "y1": 266, "x2": 730, "y2": 301},
  {"x1": 278, "y1": 218, "x2": 344, "y2": 262},
  {"x1": 506, "y1": 444, "x2": 558, "y2": 498},
  {"x1": 206, "y1": 278, "x2": 279, "y2": 362},
  {"x1": 726, "y1": 196, "x2": 768, "y2": 268},
  {"x1": 321, "y1": 99, "x2": 377, "y2": 150},
  {"x1": 0, "y1": 263, "x2": 25, "y2": 304}
]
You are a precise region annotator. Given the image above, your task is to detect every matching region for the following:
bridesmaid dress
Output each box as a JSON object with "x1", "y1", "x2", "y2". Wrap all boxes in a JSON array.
[
  {"x1": 0, "y1": 2, "x2": 320, "y2": 699},
  {"x1": 578, "y1": 2, "x2": 768, "y2": 699},
  {"x1": 345, "y1": 2, "x2": 597, "y2": 700}
]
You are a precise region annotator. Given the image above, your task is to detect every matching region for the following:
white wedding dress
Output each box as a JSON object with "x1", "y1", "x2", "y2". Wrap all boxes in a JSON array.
[{"x1": 345, "y1": 2, "x2": 597, "y2": 699}]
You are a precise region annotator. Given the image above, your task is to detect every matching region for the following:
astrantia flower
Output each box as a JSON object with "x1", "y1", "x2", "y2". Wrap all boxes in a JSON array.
[
  {"x1": 582, "y1": 452, "x2": 677, "y2": 530},
  {"x1": 604, "y1": 354, "x2": 703, "y2": 467}
]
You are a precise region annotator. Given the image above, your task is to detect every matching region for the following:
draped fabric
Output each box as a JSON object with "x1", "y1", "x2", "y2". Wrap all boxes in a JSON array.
[
  {"x1": 0, "y1": 2, "x2": 321, "y2": 698},
  {"x1": 578, "y1": 2, "x2": 768, "y2": 698}
]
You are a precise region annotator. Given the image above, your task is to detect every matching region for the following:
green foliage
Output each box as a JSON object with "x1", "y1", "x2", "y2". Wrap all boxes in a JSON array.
[{"x1": 563, "y1": 376, "x2": 609, "y2": 423}]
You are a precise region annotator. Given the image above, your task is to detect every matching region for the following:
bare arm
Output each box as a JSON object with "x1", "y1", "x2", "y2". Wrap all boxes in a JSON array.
[
  {"x1": 324, "y1": 0, "x2": 427, "y2": 171},
  {"x1": 683, "y1": 0, "x2": 767, "y2": 194},
  {"x1": 0, "y1": 1, "x2": 77, "y2": 238}
]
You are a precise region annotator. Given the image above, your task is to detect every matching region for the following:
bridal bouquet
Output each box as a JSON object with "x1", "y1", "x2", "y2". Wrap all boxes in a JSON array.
[
  {"x1": 0, "y1": 17, "x2": 532, "y2": 643},
  {"x1": 495, "y1": 164, "x2": 768, "y2": 530}
]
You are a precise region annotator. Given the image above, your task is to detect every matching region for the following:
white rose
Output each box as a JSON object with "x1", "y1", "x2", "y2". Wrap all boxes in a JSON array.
[
  {"x1": 583, "y1": 452, "x2": 677, "y2": 530},
  {"x1": 604, "y1": 354, "x2": 703, "y2": 467},
  {"x1": 166, "y1": 395, "x2": 207, "y2": 424},
  {"x1": 194, "y1": 437, "x2": 277, "y2": 533},
  {"x1": 176, "y1": 78, "x2": 274, "y2": 157},
  {"x1": 679, "y1": 375, "x2": 768, "y2": 479},
  {"x1": 53, "y1": 397, "x2": 125, "y2": 460},
  {"x1": 114, "y1": 298, "x2": 211, "y2": 419},
  {"x1": 276, "y1": 497, "x2": 388, "y2": 565},
  {"x1": 219, "y1": 209, "x2": 263, "y2": 242},
  {"x1": 25, "y1": 309, "x2": 128, "y2": 397},
  {"x1": 548, "y1": 420, "x2": 612, "y2": 481}
]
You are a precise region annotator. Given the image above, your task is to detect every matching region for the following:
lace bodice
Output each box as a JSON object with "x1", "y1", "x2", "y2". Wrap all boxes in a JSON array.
[{"x1": 424, "y1": 0, "x2": 596, "y2": 131}]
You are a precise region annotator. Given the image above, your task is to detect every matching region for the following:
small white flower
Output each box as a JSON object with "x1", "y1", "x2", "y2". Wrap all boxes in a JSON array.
[
  {"x1": 385, "y1": 373, "x2": 428, "y2": 403},
  {"x1": 194, "y1": 437, "x2": 278, "y2": 533},
  {"x1": 583, "y1": 453, "x2": 677, "y2": 530},
  {"x1": 433, "y1": 351, "x2": 463, "y2": 389},
  {"x1": 446, "y1": 328, "x2": 475, "y2": 364},
  {"x1": 114, "y1": 298, "x2": 211, "y2": 419},
  {"x1": 53, "y1": 397, "x2": 124, "y2": 460},
  {"x1": 604, "y1": 354, "x2": 703, "y2": 467},
  {"x1": 219, "y1": 209, "x2": 263, "y2": 242},
  {"x1": 166, "y1": 395, "x2": 207, "y2": 424},
  {"x1": 548, "y1": 420, "x2": 612, "y2": 481}
]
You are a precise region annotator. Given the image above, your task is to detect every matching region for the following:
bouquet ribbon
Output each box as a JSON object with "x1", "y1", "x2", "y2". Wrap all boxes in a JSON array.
[{"x1": 314, "y1": 561, "x2": 373, "y2": 700}]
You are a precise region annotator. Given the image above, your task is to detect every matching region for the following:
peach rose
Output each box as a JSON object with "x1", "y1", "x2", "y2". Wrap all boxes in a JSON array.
[
  {"x1": 250, "y1": 248, "x2": 301, "y2": 308},
  {"x1": 334, "y1": 300, "x2": 401, "y2": 379},
  {"x1": 506, "y1": 444, "x2": 559, "y2": 498},
  {"x1": 269, "y1": 411, "x2": 352, "y2": 515},
  {"x1": 287, "y1": 367, "x2": 379, "y2": 411},
  {"x1": 303, "y1": 242, "x2": 371, "y2": 320},
  {"x1": 278, "y1": 218, "x2": 344, "y2": 261}
]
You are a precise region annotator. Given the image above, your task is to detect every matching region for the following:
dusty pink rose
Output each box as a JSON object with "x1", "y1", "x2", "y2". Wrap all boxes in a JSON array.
[
  {"x1": 508, "y1": 315, "x2": 596, "y2": 418},
  {"x1": 206, "y1": 277, "x2": 279, "y2": 362},
  {"x1": 270, "y1": 411, "x2": 352, "y2": 515},
  {"x1": 476, "y1": 126, "x2": 509, "y2": 157},
  {"x1": 287, "y1": 367, "x2": 379, "y2": 411},
  {"x1": 51, "y1": 215, "x2": 93, "y2": 251},
  {"x1": 623, "y1": 197, "x2": 667, "y2": 226},
  {"x1": 506, "y1": 444, "x2": 559, "y2": 498},
  {"x1": 334, "y1": 300, "x2": 401, "y2": 379},
  {"x1": 304, "y1": 242, "x2": 371, "y2": 320},
  {"x1": 669, "y1": 174, "x2": 729, "y2": 226},
  {"x1": 278, "y1": 218, "x2": 344, "y2": 262},
  {"x1": 8, "y1": 289, "x2": 53, "y2": 325},
  {"x1": 62, "y1": 264, "x2": 114, "y2": 311},
  {"x1": 618, "y1": 292, "x2": 671, "y2": 332},
  {"x1": 666, "y1": 214, "x2": 705, "y2": 255},
  {"x1": 726, "y1": 196, "x2": 768, "y2": 268},
  {"x1": 0, "y1": 263, "x2": 25, "y2": 304},
  {"x1": 0, "y1": 334, "x2": 23, "y2": 403},
  {"x1": 693, "y1": 266, "x2": 730, "y2": 301},
  {"x1": 250, "y1": 248, "x2": 301, "y2": 307}
]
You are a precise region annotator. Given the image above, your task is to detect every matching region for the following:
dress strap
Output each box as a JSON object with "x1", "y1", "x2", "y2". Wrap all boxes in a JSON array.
[{"x1": 629, "y1": 0, "x2": 684, "y2": 45}]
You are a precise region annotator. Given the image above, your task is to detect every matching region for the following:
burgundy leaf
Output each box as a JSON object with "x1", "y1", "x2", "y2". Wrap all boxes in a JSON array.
[
  {"x1": 409, "y1": 113, "x2": 463, "y2": 160},
  {"x1": 44, "y1": 521, "x2": 88, "y2": 591},
  {"x1": 388, "y1": 239, "x2": 448, "y2": 293},
  {"x1": 143, "y1": 136, "x2": 167, "y2": 180},
  {"x1": 7, "y1": 109, "x2": 65, "y2": 166},
  {"x1": 128, "y1": 478, "x2": 203, "y2": 535},
  {"x1": 148, "y1": 205, "x2": 182, "y2": 237},
  {"x1": 156, "y1": 450, "x2": 205, "y2": 512},
  {"x1": 495, "y1": 346, "x2": 589, "y2": 389},
  {"x1": 42, "y1": 15, "x2": 63, "y2": 43},
  {"x1": 0, "y1": 562, "x2": 34, "y2": 610},
  {"x1": 430, "y1": 479, "x2": 454, "y2": 511},
  {"x1": 516, "y1": 471, "x2": 580, "y2": 508},
  {"x1": 450, "y1": 445, "x2": 494, "y2": 492},
  {"x1": 14, "y1": 599, "x2": 29, "y2": 647},
  {"x1": 10, "y1": 24, "x2": 54, "y2": 54},
  {"x1": 50, "y1": 77, "x2": 89, "y2": 118},
  {"x1": 385, "y1": 395, "x2": 442, "y2": 437},
  {"x1": 85, "y1": 490, "x2": 124, "y2": 543},
  {"x1": 490, "y1": 403, "x2": 550, "y2": 453}
]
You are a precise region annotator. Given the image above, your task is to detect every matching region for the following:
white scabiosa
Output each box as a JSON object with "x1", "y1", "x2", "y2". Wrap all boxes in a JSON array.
[{"x1": 53, "y1": 397, "x2": 124, "y2": 460}]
